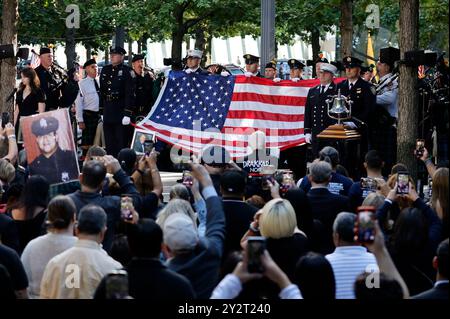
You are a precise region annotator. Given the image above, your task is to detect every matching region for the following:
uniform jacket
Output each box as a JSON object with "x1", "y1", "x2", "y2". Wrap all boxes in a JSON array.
[
  {"x1": 35, "y1": 65, "x2": 64, "y2": 111},
  {"x1": 100, "y1": 63, "x2": 134, "y2": 124}
]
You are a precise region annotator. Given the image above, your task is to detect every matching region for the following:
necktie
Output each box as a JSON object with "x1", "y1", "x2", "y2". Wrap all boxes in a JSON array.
[
  {"x1": 320, "y1": 85, "x2": 325, "y2": 94},
  {"x1": 349, "y1": 83, "x2": 354, "y2": 91},
  {"x1": 93, "y1": 78, "x2": 100, "y2": 97}
]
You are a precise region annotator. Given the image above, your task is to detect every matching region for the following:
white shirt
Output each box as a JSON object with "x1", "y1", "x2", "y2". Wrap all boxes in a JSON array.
[
  {"x1": 75, "y1": 76, "x2": 100, "y2": 123},
  {"x1": 21, "y1": 233, "x2": 77, "y2": 298},
  {"x1": 210, "y1": 274, "x2": 303, "y2": 299},
  {"x1": 348, "y1": 79, "x2": 358, "y2": 89},
  {"x1": 319, "y1": 82, "x2": 332, "y2": 93},
  {"x1": 376, "y1": 73, "x2": 398, "y2": 118},
  {"x1": 40, "y1": 239, "x2": 122, "y2": 299},
  {"x1": 326, "y1": 246, "x2": 378, "y2": 299}
]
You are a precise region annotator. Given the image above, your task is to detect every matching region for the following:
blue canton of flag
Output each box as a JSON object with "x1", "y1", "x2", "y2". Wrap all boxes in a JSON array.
[{"x1": 150, "y1": 71, "x2": 235, "y2": 131}]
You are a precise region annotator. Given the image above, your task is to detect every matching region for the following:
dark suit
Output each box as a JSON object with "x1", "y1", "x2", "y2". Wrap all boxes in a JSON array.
[
  {"x1": 412, "y1": 281, "x2": 449, "y2": 300},
  {"x1": 94, "y1": 258, "x2": 196, "y2": 299},
  {"x1": 337, "y1": 78, "x2": 376, "y2": 156},
  {"x1": 35, "y1": 65, "x2": 65, "y2": 111},
  {"x1": 304, "y1": 82, "x2": 338, "y2": 156},
  {"x1": 100, "y1": 63, "x2": 135, "y2": 156},
  {"x1": 222, "y1": 198, "x2": 258, "y2": 258},
  {"x1": 307, "y1": 187, "x2": 350, "y2": 254}
]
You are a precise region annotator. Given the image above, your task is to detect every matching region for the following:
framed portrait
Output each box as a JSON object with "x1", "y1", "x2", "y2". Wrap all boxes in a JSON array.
[
  {"x1": 131, "y1": 128, "x2": 155, "y2": 155},
  {"x1": 20, "y1": 108, "x2": 80, "y2": 185}
]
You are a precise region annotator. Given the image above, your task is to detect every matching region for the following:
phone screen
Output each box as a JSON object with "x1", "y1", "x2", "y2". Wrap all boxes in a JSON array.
[
  {"x1": 247, "y1": 236, "x2": 266, "y2": 273},
  {"x1": 397, "y1": 173, "x2": 410, "y2": 195},
  {"x1": 182, "y1": 170, "x2": 193, "y2": 187},
  {"x1": 120, "y1": 196, "x2": 134, "y2": 221},
  {"x1": 355, "y1": 210, "x2": 376, "y2": 243},
  {"x1": 415, "y1": 139, "x2": 425, "y2": 157},
  {"x1": 144, "y1": 141, "x2": 154, "y2": 155},
  {"x1": 360, "y1": 177, "x2": 377, "y2": 192}
]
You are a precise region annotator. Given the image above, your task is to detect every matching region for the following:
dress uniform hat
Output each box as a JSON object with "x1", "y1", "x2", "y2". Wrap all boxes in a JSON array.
[
  {"x1": 288, "y1": 59, "x2": 305, "y2": 69},
  {"x1": 342, "y1": 56, "x2": 363, "y2": 68},
  {"x1": 39, "y1": 47, "x2": 52, "y2": 55},
  {"x1": 320, "y1": 63, "x2": 338, "y2": 74},
  {"x1": 243, "y1": 54, "x2": 260, "y2": 65},
  {"x1": 379, "y1": 47, "x2": 400, "y2": 68},
  {"x1": 131, "y1": 54, "x2": 145, "y2": 63},
  {"x1": 360, "y1": 64, "x2": 375, "y2": 74},
  {"x1": 31, "y1": 116, "x2": 59, "y2": 136},
  {"x1": 110, "y1": 46, "x2": 127, "y2": 55},
  {"x1": 186, "y1": 49, "x2": 203, "y2": 59},
  {"x1": 83, "y1": 58, "x2": 97, "y2": 68}
]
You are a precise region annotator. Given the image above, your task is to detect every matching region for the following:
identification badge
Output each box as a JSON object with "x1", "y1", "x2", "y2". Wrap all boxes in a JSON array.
[{"x1": 118, "y1": 70, "x2": 123, "y2": 77}]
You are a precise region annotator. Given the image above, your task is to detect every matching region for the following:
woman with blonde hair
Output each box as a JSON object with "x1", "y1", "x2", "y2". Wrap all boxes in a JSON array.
[
  {"x1": 240, "y1": 198, "x2": 309, "y2": 298},
  {"x1": 156, "y1": 198, "x2": 197, "y2": 231}
]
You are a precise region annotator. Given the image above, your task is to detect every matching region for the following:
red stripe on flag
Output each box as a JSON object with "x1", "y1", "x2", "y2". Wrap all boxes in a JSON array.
[
  {"x1": 227, "y1": 110, "x2": 304, "y2": 122},
  {"x1": 231, "y1": 92, "x2": 307, "y2": 106}
]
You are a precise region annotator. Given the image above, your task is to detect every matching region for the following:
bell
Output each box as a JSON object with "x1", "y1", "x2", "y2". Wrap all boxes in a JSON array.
[{"x1": 329, "y1": 90, "x2": 349, "y2": 115}]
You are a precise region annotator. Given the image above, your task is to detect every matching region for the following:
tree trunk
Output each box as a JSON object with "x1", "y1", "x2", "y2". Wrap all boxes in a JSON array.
[
  {"x1": 311, "y1": 28, "x2": 321, "y2": 77},
  {"x1": 104, "y1": 46, "x2": 109, "y2": 63},
  {"x1": 205, "y1": 34, "x2": 213, "y2": 66},
  {"x1": 195, "y1": 27, "x2": 206, "y2": 67},
  {"x1": 0, "y1": 0, "x2": 19, "y2": 116},
  {"x1": 86, "y1": 43, "x2": 92, "y2": 60},
  {"x1": 398, "y1": 0, "x2": 419, "y2": 179},
  {"x1": 65, "y1": 27, "x2": 76, "y2": 70},
  {"x1": 128, "y1": 36, "x2": 133, "y2": 61},
  {"x1": 137, "y1": 40, "x2": 142, "y2": 53},
  {"x1": 339, "y1": 0, "x2": 353, "y2": 60},
  {"x1": 114, "y1": 26, "x2": 125, "y2": 48},
  {"x1": 141, "y1": 34, "x2": 148, "y2": 53},
  {"x1": 171, "y1": 5, "x2": 185, "y2": 61}
]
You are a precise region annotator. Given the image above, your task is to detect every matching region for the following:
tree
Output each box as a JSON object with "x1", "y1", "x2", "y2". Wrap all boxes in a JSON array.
[
  {"x1": 0, "y1": 0, "x2": 18, "y2": 115},
  {"x1": 398, "y1": 0, "x2": 419, "y2": 179},
  {"x1": 339, "y1": 0, "x2": 353, "y2": 59}
]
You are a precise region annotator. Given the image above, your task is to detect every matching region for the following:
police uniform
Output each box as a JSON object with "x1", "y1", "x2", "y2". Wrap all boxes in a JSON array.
[
  {"x1": 28, "y1": 116, "x2": 79, "y2": 185},
  {"x1": 304, "y1": 63, "x2": 339, "y2": 156},
  {"x1": 370, "y1": 47, "x2": 400, "y2": 174},
  {"x1": 337, "y1": 56, "x2": 376, "y2": 157},
  {"x1": 99, "y1": 47, "x2": 134, "y2": 157},
  {"x1": 288, "y1": 59, "x2": 305, "y2": 80},
  {"x1": 307, "y1": 54, "x2": 329, "y2": 78},
  {"x1": 35, "y1": 47, "x2": 65, "y2": 111},
  {"x1": 243, "y1": 54, "x2": 263, "y2": 77}
]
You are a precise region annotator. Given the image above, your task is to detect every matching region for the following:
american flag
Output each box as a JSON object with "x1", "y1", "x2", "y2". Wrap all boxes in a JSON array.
[
  {"x1": 136, "y1": 71, "x2": 322, "y2": 158},
  {"x1": 30, "y1": 49, "x2": 40, "y2": 69}
]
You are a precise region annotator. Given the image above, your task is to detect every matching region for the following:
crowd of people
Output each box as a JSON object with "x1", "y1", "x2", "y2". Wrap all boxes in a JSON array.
[{"x1": 0, "y1": 119, "x2": 448, "y2": 299}]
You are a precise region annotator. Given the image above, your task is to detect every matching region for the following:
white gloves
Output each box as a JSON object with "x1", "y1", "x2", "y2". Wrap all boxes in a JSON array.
[
  {"x1": 305, "y1": 133, "x2": 312, "y2": 144},
  {"x1": 244, "y1": 72, "x2": 254, "y2": 78},
  {"x1": 221, "y1": 71, "x2": 230, "y2": 77},
  {"x1": 291, "y1": 77, "x2": 300, "y2": 82},
  {"x1": 185, "y1": 68, "x2": 193, "y2": 74},
  {"x1": 122, "y1": 116, "x2": 131, "y2": 125},
  {"x1": 273, "y1": 77, "x2": 282, "y2": 83}
]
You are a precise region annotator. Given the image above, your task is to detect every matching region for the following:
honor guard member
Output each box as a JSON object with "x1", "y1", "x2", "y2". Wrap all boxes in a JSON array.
[
  {"x1": 304, "y1": 63, "x2": 339, "y2": 157},
  {"x1": 370, "y1": 47, "x2": 400, "y2": 174},
  {"x1": 128, "y1": 53, "x2": 155, "y2": 145},
  {"x1": 264, "y1": 60, "x2": 278, "y2": 80},
  {"x1": 337, "y1": 56, "x2": 376, "y2": 170},
  {"x1": 35, "y1": 47, "x2": 65, "y2": 111},
  {"x1": 184, "y1": 49, "x2": 209, "y2": 75},
  {"x1": 74, "y1": 59, "x2": 101, "y2": 153},
  {"x1": 29, "y1": 116, "x2": 79, "y2": 185},
  {"x1": 307, "y1": 53, "x2": 329, "y2": 78},
  {"x1": 99, "y1": 46, "x2": 134, "y2": 157},
  {"x1": 243, "y1": 54, "x2": 263, "y2": 77},
  {"x1": 288, "y1": 59, "x2": 305, "y2": 82}
]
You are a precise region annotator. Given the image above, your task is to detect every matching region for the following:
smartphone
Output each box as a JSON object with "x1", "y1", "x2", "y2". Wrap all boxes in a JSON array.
[
  {"x1": 354, "y1": 206, "x2": 376, "y2": 244},
  {"x1": 1, "y1": 112, "x2": 10, "y2": 128},
  {"x1": 247, "y1": 236, "x2": 266, "y2": 273},
  {"x1": 275, "y1": 171, "x2": 294, "y2": 195},
  {"x1": 360, "y1": 177, "x2": 378, "y2": 192},
  {"x1": 120, "y1": 196, "x2": 134, "y2": 221},
  {"x1": 105, "y1": 270, "x2": 129, "y2": 299},
  {"x1": 182, "y1": 170, "x2": 193, "y2": 187},
  {"x1": 144, "y1": 140, "x2": 154, "y2": 155},
  {"x1": 415, "y1": 139, "x2": 425, "y2": 158},
  {"x1": 397, "y1": 172, "x2": 410, "y2": 195}
]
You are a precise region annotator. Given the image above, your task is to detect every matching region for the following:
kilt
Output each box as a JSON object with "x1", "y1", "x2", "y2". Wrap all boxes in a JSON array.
[{"x1": 82, "y1": 110, "x2": 100, "y2": 146}]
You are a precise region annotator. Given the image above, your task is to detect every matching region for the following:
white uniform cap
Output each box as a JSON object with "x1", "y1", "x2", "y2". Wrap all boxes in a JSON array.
[
  {"x1": 320, "y1": 63, "x2": 337, "y2": 74},
  {"x1": 186, "y1": 49, "x2": 203, "y2": 59}
]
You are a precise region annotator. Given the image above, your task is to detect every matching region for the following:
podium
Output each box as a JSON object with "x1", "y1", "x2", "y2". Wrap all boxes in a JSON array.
[{"x1": 317, "y1": 124, "x2": 362, "y2": 179}]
